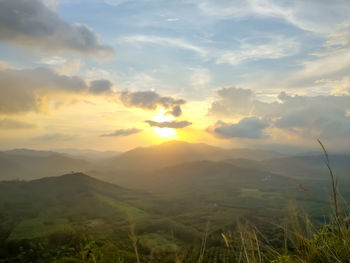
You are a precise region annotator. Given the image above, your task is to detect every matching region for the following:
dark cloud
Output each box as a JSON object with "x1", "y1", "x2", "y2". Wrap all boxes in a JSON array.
[
  {"x1": 119, "y1": 90, "x2": 186, "y2": 116},
  {"x1": 101, "y1": 128, "x2": 141, "y2": 137},
  {"x1": 145, "y1": 120, "x2": 192, "y2": 128},
  {"x1": 0, "y1": 67, "x2": 110, "y2": 113},
  {"x1": 89, "y1": 80, "x2": 113, "y2": 94},
  {"x1": 0, "y1": 0, "x2": 114, "y2": 59},
  {"x1": 166, "y1": 105, "x2": 182, "y2": 117},
  {"x1": 207, "y1": 117, "x2": 269, "y2": 139},
  {"x1": 0, "y1": 118, "x2": 36, "y2": 129}
]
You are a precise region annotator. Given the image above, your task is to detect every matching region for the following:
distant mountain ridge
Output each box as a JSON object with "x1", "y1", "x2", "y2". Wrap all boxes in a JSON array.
[
  {"x1": 54, "y1": 148, "x2": 121, "y2": 161},
  {"x1": 0, "y1": 150, "x2": 90, "y2": 180},
  {"x1": 105, "y1": 140, "x2": 286, "y2": 171},
  {"x1": 2, "y1": 142, "x2": 350, "y2": 185},
  {"x1": 4, "y1": 148, "x2": 58, "y2": 157}
]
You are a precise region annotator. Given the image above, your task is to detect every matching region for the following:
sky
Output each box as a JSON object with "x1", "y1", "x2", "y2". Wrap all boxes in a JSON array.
[{"x1": 1, "y1": 0, "x2": 350, "y2": 153}]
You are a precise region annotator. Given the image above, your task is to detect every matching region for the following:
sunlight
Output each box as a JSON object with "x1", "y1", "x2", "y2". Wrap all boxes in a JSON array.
[
  {"x1": 154, "y1": 127, "x2": 177, "y2": 139},
  {"x1": 151, "y1": 108, "x2": 178, "y2": 139},
  {"x1": 153, "y1": 108, "x2": 175, "y2": 122}
]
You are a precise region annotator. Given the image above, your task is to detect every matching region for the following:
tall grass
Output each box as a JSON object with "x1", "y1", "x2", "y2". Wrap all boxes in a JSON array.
[{"x1": 218, "y1": 140, "x2": 350, "y2": 263}]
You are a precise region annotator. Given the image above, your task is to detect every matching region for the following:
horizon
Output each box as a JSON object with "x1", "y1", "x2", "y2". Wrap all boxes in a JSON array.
[
  {"x1": 1, "y1": 0, "x2": 350, "y2": 153},
  {"x1": 1, "y1": 139, "x2": 348, "y2": 156}
]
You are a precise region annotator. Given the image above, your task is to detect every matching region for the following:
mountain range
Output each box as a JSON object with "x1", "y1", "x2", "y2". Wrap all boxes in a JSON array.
[{"x1": 1, "y1": 141, "x2": 349, "y2": 262}]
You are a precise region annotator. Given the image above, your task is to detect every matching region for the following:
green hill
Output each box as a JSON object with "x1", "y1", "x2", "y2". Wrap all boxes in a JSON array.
[{"x1": 0, "y1": 173, "x2": 203, "y2": 262}]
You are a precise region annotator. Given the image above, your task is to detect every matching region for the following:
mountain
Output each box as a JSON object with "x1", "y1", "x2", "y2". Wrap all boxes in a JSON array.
[
  {"x1": 0, "y1": 149, "x2": 91, "y2": 180},
  {"x1": 54, "y1": 148, "x2": 121, "y2": 161},
  {"x1": 0, "y1": 173, "x2": 202, "y2": 261},
  {"x1": 260, "y1": 154, "x2": 350, "y2": 180},
  {"x1": 0, "y1": 173, "x2": 155, "y2": 240},
  {"x1": 4, "y1": 148, "x2": 57, "y2": 157},
  {"x1": 105, "y1": 141, "x2": 285, "y2": 171}
]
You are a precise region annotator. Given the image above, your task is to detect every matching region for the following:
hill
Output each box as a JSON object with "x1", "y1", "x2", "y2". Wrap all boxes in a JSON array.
[
  {"x1": 0, "y1": 173, "x2": 203, "y2": 262},
  {"x1": 54, "y1": 148, "x2": 121, "y2": 161},
  {"x1": 0, "y1": 172, "x2": 154, "y2": 239},
  {"x1": 104, "y1": 140, "x2": 285, "y2": 171},
  {"x1": 260, "y1": 154, "x2": 350, "y2": 180},
  {"x1": 0, "y1": 150, "x2": 91, "y2": 180}
]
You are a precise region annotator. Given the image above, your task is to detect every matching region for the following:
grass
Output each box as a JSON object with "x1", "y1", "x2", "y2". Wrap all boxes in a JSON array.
[
  {"x1": 214, "y1": 140, "x2": 350, "y2": 263},
  {"x1": 94, "y1": 193, "x2": 149, "y2": 221},
  {"x1": 8, "y1": 217, "x2": 74, "y2": 240}
]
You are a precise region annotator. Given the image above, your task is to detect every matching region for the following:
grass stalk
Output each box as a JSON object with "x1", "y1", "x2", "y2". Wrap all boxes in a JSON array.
[{"x1": 317, "y1": 139, "x2": 342, "y2": 234}]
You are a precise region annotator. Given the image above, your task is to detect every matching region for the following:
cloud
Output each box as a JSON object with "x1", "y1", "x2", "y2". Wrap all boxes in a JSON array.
[
  {"x1": 196, "y1": 0, "x2": 350, "y2": 34},
  {"x1": 207, "y1": 117, "x2": 269, "y2": 139},
  {"x1": 270, "y1": 92, "x2": 350, "y2": 137},
  {"x1": 0, "y1": 119, "x2": 36, "y2": 129},
  {"x1": 208, "y1": 87, "x2": 255, "y2": 116},
  {"x1": 189, "y1": 68, "x2": 211, "y2": 89},
  {"x1": 0, "y1": 67, "x2": 112, "y2": 114},
  {"x1": 117, "y1": 73, "x2": 163, "y2": 91},
  {"x1": 166, "y1": 105, "x2": 182, "y2": 117},
  {"x1": 209, "y1": 86, "x2": 350, "y2": 139},
  {"x1": 119, "y1": 34, "x2": 297, "y2": 67},
  {"x1": 104, "y1": 0, "x2": 133, "y2": 6},
  {"x1": 274, "y1": 105, "x2": 350, "y2": 137},
  {"x1": 145, "y1": 120, "x2": 192, "y2": 129},
  {"x1": 89, "y1": 80, "x2": 113, "y2": 94},
  {"x1": 119, "y1": 90, "x2": 186, "y2": 116},
  {"x1": 33, "y1": 133, "x2": 78, "y2": 141},
  {"x1": 101, "y1": 128, "x2": 141, "y2": 137},
  {"x1": 0, "y1": 0, "x2": 114, "y2": 59},
  {"x1": 119, "y1": 35, "x2": 207, "y2": 56},
  {"x1": 216, "y1": 36, "x2": 300, "y2": 66}
]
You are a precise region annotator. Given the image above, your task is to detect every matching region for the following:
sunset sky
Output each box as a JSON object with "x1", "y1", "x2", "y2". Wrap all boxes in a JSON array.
[{"x1": 1, "y1": 0, "x2": 350, "y2": 152}]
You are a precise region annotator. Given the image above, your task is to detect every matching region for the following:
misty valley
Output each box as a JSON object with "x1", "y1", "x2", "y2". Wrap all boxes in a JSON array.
[{"x1": 1, "y1": 141, "x2": 350, "y2": 262}]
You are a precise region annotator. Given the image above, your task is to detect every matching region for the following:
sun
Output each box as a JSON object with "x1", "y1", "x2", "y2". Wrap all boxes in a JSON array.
[
  {"x1": 154, "y1": 127, "x2": 177, "y2": 139},
  {"x1": 152, "y1": 108, "x2": 178, "y2": 139}
]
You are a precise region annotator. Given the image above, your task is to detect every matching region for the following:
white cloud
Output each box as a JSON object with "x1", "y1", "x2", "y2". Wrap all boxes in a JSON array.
[
  {"x1": 117, "y1": 73, "x2": 163, "y2": 92},
  {"x1": 40, "y1": 56, "x2": 68, "y2": 66},
  {"x1": 104, "y1": 0, "x2": 132, "y2": 6},
  {"x1": 189, "y1": 68, "x2": 211, "y2": 90},
  {"x1": 208, "y1": 87, "x2": 255, "y2": 116},
  {"x1": 119, "y1": 35, "x2": 207, "y2": 56},
  {"x1": 216, "y1": 36, "x2": 299, "y2": 65},
  {"x1": 195, "y1": 0, "x2": 350, "y2": 34}
]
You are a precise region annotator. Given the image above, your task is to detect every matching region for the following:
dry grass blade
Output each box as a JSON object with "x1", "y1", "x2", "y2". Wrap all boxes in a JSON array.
[
  {"x1": 317, "y1": 139, "x2": 341, "y2": 234},
  {"x1": 221, "y1": 233, "x2": 230, "y2": 248}
]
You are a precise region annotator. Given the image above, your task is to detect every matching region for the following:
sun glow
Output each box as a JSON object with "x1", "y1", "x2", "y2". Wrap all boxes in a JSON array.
[
  {"x1": 154, "y1": 127, "x2": 177, "y2": 138},
  {"x1": 152, "y1": 108, "x2": 178, "y2": 139}
]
